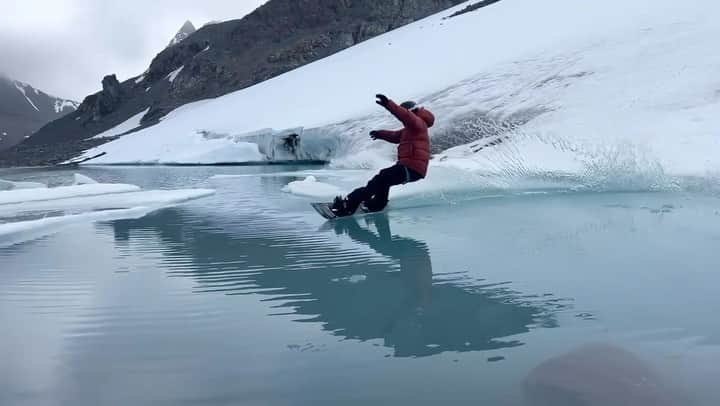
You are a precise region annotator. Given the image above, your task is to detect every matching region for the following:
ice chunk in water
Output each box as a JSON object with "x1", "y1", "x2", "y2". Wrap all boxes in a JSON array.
[
  {"x1": 0, "y1": 184, "x2": 141, "y2": 205},
  {"x1": 282, "y1": 176, "x2": 344, "y2": 199},
  {"x1": 0, "y1": 207, "x2": 156, "y2": 247},
  {"x1": 0, "y1": 179, "x2": 47, "y2": 191},
  {"x1": 0, "y1": 187, "x2": 215, "y2": 247},
  {"x1": 73, "y1": 173, "x2": 99, "y2": 185},
  {"x1": 0, "y1": 188, "x2": 216, "y2": 217}
]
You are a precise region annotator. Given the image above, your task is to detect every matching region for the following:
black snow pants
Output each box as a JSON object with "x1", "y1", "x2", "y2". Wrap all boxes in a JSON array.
[{"x1": 346, "y1": 163, "x2": 423, "y2": 213}]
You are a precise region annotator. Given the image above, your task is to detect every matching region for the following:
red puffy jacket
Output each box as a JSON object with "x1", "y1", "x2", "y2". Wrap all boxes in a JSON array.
[{"x1": 374, "y1": 100, "x2": 435, "y2": 178}]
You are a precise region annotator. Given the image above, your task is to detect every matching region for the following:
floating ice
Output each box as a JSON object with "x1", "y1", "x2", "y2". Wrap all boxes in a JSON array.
[
  {"x1": 0, "y1": 207, "x2": 155, "y2": 248},
  {"x1": 0, "y1": 178, "x2": 215, "y2": 247},
  {"x1": 0, "y1": 188, "x2": 215, "y2": 218},
  {"x1": 73, "y1": 173, "x2": 98, "y2": 185},
  {"x1": 0, "y1": 179, "x2": 47, "y2": 191},
  {"x1": 282, "y1": 176, "x2": 344, "y2": 199},
  {"x1": 0, "y1": 184, "x2": 141, "y2": 206}
]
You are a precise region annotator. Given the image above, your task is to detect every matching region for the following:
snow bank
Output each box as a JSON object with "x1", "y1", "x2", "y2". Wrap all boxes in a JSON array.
[
  {"x1": 211, "y1": 169, "x2": 364, "y2": 180},
  {"x1": 0, "y1": 184, "x2": 140, "y2": 206},
  {"x1": 280, "y1": 165, "x2": 610, "y2": 210},
  {"x1": 167, "y1": 140, "x2": 263, "y2": 164}
]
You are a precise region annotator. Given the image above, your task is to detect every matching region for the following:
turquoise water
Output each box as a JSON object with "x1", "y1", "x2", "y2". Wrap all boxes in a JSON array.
[{"x1": 2, "y1": 166, "x2": 720, "y2": 405}]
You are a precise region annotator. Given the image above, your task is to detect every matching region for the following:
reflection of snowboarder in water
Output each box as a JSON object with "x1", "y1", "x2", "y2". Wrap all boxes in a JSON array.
[
  {"x1": 332, "y1": 214, "x2": 432, "y2": 314},
  {"x1": 331, "y1": 94, "x2": 435, "y2": 216}
]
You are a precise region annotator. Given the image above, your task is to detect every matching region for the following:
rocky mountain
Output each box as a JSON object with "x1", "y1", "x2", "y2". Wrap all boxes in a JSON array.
[
  {"x1": 0, "y1": 0, "x2": 480, "y2": 167},
  {"x1": 168, "y1": 21, "x2": 196, "y2": 48},
  {"x1": 0, "y1": 75, "x2": 78, "y2": 151}
]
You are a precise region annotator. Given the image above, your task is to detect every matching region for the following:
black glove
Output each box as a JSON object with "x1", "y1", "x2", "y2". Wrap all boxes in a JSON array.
[
  {"x1": 370, "y1": 130, "x2": 381, "y2": 140},
  {"x1": 375, "y1": 94, "x2": 389, "y2": 107}
]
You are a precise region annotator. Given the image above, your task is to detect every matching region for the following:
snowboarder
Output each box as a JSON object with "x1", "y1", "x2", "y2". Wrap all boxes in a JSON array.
[{"x1": 330, "y1": 94, "x2": 435, "y2": 216}]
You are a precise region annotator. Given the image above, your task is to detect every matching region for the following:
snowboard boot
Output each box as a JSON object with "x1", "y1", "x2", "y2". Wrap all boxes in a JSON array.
[
  {"x1": 330, "y1": 196, "x2": 351, "y2": 217},
  {"x1": 363, "y1": 195, "x2": 388, "y2": 213}
]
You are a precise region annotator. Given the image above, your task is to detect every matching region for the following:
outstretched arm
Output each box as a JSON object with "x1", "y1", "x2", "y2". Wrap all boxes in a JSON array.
[
  {"x1": 376, "y1": 94, "x2": 422, "y2": 130},
  {"x1": 371, "y1": 130, "x2": 401, "y2": 144}
]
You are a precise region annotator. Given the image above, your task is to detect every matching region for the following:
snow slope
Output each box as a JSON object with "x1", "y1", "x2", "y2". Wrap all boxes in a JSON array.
[
  {"x1": 77, "y1": 0, "x2": 720, "y2": 180},
  {"x1": 91, "y1": 108, "x2": 150, "y2": 139}
]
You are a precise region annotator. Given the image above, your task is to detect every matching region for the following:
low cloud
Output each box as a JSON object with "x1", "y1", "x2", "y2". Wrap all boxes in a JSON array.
[{"x1": 0, "y1": 0, "x2": 267, "y2": 100}]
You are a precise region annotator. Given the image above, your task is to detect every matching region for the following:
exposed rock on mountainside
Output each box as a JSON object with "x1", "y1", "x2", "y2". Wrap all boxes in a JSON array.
[
  {"x1": 168, "y1": 20, "x2": 196, "y2": 48},
  {"x1": 1, "y1": 0, "x2": 483, "y2": 167}
]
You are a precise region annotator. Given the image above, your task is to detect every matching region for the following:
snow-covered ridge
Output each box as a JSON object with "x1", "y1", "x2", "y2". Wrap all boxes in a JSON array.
[
  {"x1": 168, "y1": 21, "x2": 196, "y2": 47},
  {"x1": 12, "y1": 79, "x2": 78, "y2": 112},
  {"x1": 76, "y1": 0, "x2": 720, "y2": 181},
  {"x1": 14, "y1": 82, "x2": 39, "y2": 111}
]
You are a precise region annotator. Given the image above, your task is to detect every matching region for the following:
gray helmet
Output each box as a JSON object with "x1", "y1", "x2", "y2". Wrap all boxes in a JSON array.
[{"x1": 400, "y1": 101, "x2": 419, "y2": 110}]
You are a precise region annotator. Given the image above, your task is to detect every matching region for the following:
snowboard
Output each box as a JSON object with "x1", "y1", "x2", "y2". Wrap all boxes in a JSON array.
[{"x1": 311, "y1": 202, "x2": 374, "y2": 220}]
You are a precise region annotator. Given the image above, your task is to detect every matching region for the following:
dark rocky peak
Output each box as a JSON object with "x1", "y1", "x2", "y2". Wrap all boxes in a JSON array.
[
  {"x1": 168, "y1": 20, "x2": 196, "y2": 47},
  {"x1": 78, "y1": 74, "x2": 125, "y2": 121},
  {"x1": 101, "y1": 74, "x2": 122, "y2": 99},
  {"x1": 143, "y1": 0, "x2": 468, "y2": 91}
]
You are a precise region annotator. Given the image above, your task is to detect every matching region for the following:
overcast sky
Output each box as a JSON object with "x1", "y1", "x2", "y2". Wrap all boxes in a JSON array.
[{"x1": 0, "y1": 0, "x2": 268, "y2": 101}]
